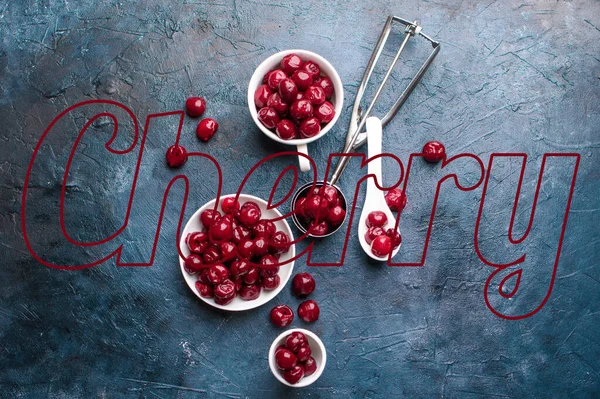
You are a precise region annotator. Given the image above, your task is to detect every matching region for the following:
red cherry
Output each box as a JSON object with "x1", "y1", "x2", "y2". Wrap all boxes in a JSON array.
[
  {"x1": 243, "y1": 268, "x2": 259, "y2": 285},
  {"x1": 252, "y1": 220, "x2": 276, "y2": 238},
  {"x1": 262, "y1": 274, "x2": 280, "y2": 290},
  {"x1": 275, "y1": 348, "x2": 297, "y2": 370},
  {"x1": 207, "y1": 264, "x2": 229, "y2": 284},
  {"x1": 202, "y1": 245, "x2": 221, "y2": 264},
  {"x1": 303, "y1": 357, "x2": 317, "y2": 376},
  {"x1": 296, "y1": 344, "x2": 312, "y2": 362},
  {"x1": 221, "y1": 197, "x2": 240, "y2": 214},
  {"x1": 304, "y1": 86, "x2": 326, "y2": 105},
  {"x1": 234, "y1": 277, "x2": 243, "y2": 292},
  {"x1": 309, "y1": 220, "x2": 329, "y2": 236},
  {"x1": 209, "y1": 218, "x2": 233, "y2": 241},
  {"x1": 257, "y1": 107, "x2": 280, "y2": 129},
  {"x1": 314, "y1": 101, "x2": 335, "y2": 124},
  {"x1": 237, "y1": 239, "x2": 256, "y2": 259},
  {"x1": 322, "y1": 185, "x2": 339, "y2": 206},
  {"x1": 423, "y1": 141, "x2": 446, "y2": 163},
  {"x1": 185, "y1": 97, "x2": 206, "y2": 117},
  {"x1": 292, "y1": 272, "x2": 316, "y2": 297},
  {"x1": 283, "y1": 365, "x2": 305, "y2": 384},
  {"x1": 371, "y1": 234, "x2": 392, "y2": 257},
  {"x1": 270, "y1": 304, "x2": 294, "y2": 327},
  {"x1": 184, "y1": 253, "x2": 204, "y2": 274},
  {"x1": 289, "y1": 99, "x2": 313, "y2": 120},
  {"x1": 267, "y1": 93, "x2": 288, "y2": 115},
  {"x1": 294, "y1": 197, "x2": 307, "y2": 218},
  {"x1": 269, "y1": 231, "x2": 291, "y2": 254},
  {"x1": 302, "y1": 61, "x2": 320, "y2": 78},
  {"x1": 385, "y1": 188, "x2": 407, "y2": 212},
  {"x1": 232, "y1": 225, "x2": 251, "y2": 244},
  {"x1": 366, "y1": 210, "x2": 388, "y2": 228},
  {"x1": 386, "y1": 228, "x2": 402, "y2": 249},
  {"x1": 254, "y1": 237, "x2": 269, "y2": 257},
  {"x1": 299, "y1": 117, "x2": 321, "y2": 138},
  {"x1": 239, "y1": 284, "x2": 261, "y2": 301},
  {"x1": 213, "y1": 279, "x2": 236, "y2": 304},
  {"x1": 285, "y1": 331, "x2": 307, "y2": 351},
  {"x1": 195, "y1": 281, "x2": 213, "y2": 298},
  {"x1": 280, "y1": 54, "x2": 303, "y2": 76},
  {"x1": 327, "y1": 205, "x2": 346, "y2": 226},
  {"x1": 298, "y1": 300, "x2": 320, "y2": 322},
  {"x1": 200, "y1": 209, "x2": 221, "y2": 229},
  {"x1": 254, "y1": 84, "x2": 273, "y2": 108},
  {"x1": 260, "y1": 254, "x2": 279, "y2": 271},
  {"x1": 292, "y1": 70, "x2": 313, "y2": 91},
  {"x1": 315, "y1": 76, "x2": 334, "y2": 98},
  {"x1": 187, "y1": 231, "x2": 208, "y2": 254},
  {"x1": 236, "y1": 202, "x2": 262, "y2": 227},
  {"x1": 276, "y1": 119, "x2": 297, "y2": 140},
  {"x1": 364, "y1": 226, "x2": 384, "y2": 245},
  {"x1": 220, "y1": 241, "x2": 237, "y2": 261},
  {"x1": 278, "y1": 78, "x2": 298, "y2": 104},
  {"x1": 197, "y1": 269, "x2": 210, "y2": 284},
  {"x1": 229, "y1": 259, "x2": 250, "y2": 277},
  {"x1": 267, "y1": 69, "x2": 287, "y2": 90},
  {"x1": 304, "y1": 195, "x2": 328, "y2": 219},
  {"x1": 166, "y1": 145, "x2": 187, "y2": 168},
  {"x1": 196, "y1": 118, "x2": 219, "y2": 142}
]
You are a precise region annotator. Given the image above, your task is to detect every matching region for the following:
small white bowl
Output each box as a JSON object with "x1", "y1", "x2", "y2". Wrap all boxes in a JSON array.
[
  {"x1": 248, "y1": 49, "x2": 344, "y2": 172},
  {"x1": 179, "y1": 194, "x2": 295, "y2": 311},
  {"x1": 268, "y1": 328, "x2": 327, "y2": 388}
]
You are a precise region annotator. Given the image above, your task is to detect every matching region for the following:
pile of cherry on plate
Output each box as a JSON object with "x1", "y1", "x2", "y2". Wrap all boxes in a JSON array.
[
  {"x1": 184, "y1": 197, "x2": 291, "y2": 305},
  {"x1": 253, "y1": 53, "x2": 335, "y2": 140},
  {"x1": 274, "y1": 331, "x2": 318, "y2": 384},
  {"x1": 293, "y1": 185, "x2": 346, "y2": 236}
]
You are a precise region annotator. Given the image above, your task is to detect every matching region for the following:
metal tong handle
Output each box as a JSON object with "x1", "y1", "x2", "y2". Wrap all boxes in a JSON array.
[{"x1": 329, "y1": 16, "x2": 440, "y2": 185}]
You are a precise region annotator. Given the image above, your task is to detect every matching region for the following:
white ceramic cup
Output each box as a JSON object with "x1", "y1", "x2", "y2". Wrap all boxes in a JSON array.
[{"x1": 248, "y1": 49, "x2": 344, "y2": 172}]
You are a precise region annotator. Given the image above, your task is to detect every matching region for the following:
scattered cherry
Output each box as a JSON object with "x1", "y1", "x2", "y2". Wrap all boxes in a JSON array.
[
  {"x1": 298, "y1": 300, "x2": 320, "y2": 322},
  {"x1": 270, "y1": 304, "x2": 294, "y2": 328},
  {"x1": 292, "y1": 272, "x2": 316, "y2": 297},
  {"x1": 422, "y1": 140, "x2": 445, "y2": 163},
  {"x1": 385, "y1": 188, "x2": 407, "y2": 212},
  {"x1": 166, "y1": 144, "x2": 187, "y2": 168},
  {"x1": 196, "y1": 118, "x2": 219, "y2": 142},
  {"x1": 185, "y1": 97, "x2": 206, "y2": 117}
]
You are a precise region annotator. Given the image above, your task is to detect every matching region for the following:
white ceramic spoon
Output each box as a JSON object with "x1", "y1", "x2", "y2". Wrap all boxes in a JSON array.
[{"x1": 358, "y1": 117, "x2": 401, "y2": 261}]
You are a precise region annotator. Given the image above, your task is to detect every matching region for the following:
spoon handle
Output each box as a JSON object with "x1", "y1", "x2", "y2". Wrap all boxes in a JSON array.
[{"x1": 366, "y1": 117, "x2": 383, "y2": 200}]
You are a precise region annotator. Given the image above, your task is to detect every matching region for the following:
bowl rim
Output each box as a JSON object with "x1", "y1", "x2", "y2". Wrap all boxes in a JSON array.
[
  {"x1": 247, "y1": 49, "x2": 344, "y2": 145},
  {"x1": 268, "y1": 328, "x2": 327, "y2": 388},
  {"x1": 178, "y1": 193, "x2": 295, "y2": 312}
]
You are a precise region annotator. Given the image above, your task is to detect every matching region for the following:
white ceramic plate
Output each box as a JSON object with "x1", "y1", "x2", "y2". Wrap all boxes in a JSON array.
[{"x1": 179, "y1": 194, "x2": 295, "y2": 311}]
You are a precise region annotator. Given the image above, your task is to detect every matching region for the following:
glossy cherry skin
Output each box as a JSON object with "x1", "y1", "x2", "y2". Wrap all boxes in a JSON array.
[
  {"x1": 299, "y1": 117, "x2": 321, "y2": 138},
  {"x1": 315, "y1": 76, "x2": 334, "y2": 99},
  {"x1": 200, "y1": 209, "x2": 221, "y2": 229},
  {"x1": 237, "y1": 239, "x2": 256, "y2": 259},
  {"x1": 209, "y1": 218, "x2": 233, "y2": 242},
  {"x1": 197, "y1": 269, "x2": 210, "y2": 284},
  {"x1": 422, "y1": 140, "x2": 446, "y2": 163},
  {"x1": 296, "y1": 344, "x2": 312, "y2": 362},
  {"x1": 236, "y1": 203, "x2": 262, "y2": 227},
  {"x1": 270, "y1": 304, "x2": 294, "y2": 327},
  {"x1": 298, "y1": 300, "x2": 320, "y2": 322},
  {"x1": 283, "y1": 365, "x2": 304, "y2": 384},
  {"x1": 278, "y1": 78, "x2": 298, "y2": 104},
  {"x1": 371, "y1": 234, "x2": 393, "y2": 257},
  {"x1": 285, "y1": 331, "x2": 307, "y2": 352},
  {"x1": 366, "y1": 210, "x2": 388, "y2": 228},
  {"x1": 294, "y1": 197, "x2": 307, "y2": 218},
  {"x1": 185, "y1": 97, "x2": 206, "y2": 117},
  {"x1": 292, "y1": 272, "x2": 316, "y2": 297},
  {"x1": 304, "y1": 195, "x2": 328, "y2": 220},
  {"x1": 260, "y1": 254, "x2": 279, "y2": 272},
  {"x1": 267, "y1": 69, "x2": 287, "y2": 90},
  {"x1": 254, "y1": 84, "x2": 273, "y2": 108},
  {"x1": 314, "y1": 101, "x2": 335, "y2": 124},
  {"x1": 239, "y1": 284, "x2": 261, "y2": 301},
  {"x1": 207, "y1": 264, "x2": 229, "y2": 284},
  {"x1": 269, "y1": 231, "x2": 291, "y2": 254},
  {"x1": 254, "y1": 237, "x2": 269, "y2": 257},
  {"x1": 292, "y1": 70, "x2": 313, "y2": 91},
  {"x1": 187, "y1": 231, "x2": 208, "y2": 254},
  {"x1": 327, "y1": 205, "x2": 346, "y2": 226},
  {"x1": 195, "y1": 281, "x2": 213, "y2": 298},
  {"x1": 289, "y1": 99, "x2": 313, "y2": 120},
  {"x1": 304, "y1": 85, "x2": 326, "y2": 105},
  {"x1": 252, "y1": 220, "x2": 276, "y2": 238},
  {"x1": 364, "y1": 226, "x2": 384, "y2": 245},
  {"x1": 267, "y1": 93, "x2": 288, "y2": 115},
  {"x1": 232, "y1": 225, "x2": 251, "y2": 244},
  {"x1": 303, "y1": 357, "x2": 317, "y2": 376},
  {"x1": 184, "y1": 253, "x2": 204, "y2": 274},
  {"x1": 258, "y1": 106, "x2": 280, "y2": 129},
  {"x1": 386, "y1": 228, "x2": 402, "y2": 249},
  {"x1": 229, "y1": 259, "x2": 250, "y2": 278},
  {"x1": 280, "y1": 53, "x2": 303, "y2": 75},
  {"x1": 385, "y1": 188, "x2": 407, "y2": 212},
  {"x1": 202, "y1": 246, "x2": 221, "y2": 264},
  {"x1": 309, "y1": 220, "x2": 329, "y2": 236},
  {"x1": 196, "y1": 118, "x2": 218, "y2": 142},
  {"x1": 213, "y1": 279, "x2": 236, "y2": 304},
  {"x1": 262, "y1": 274, "x2": 280, "y2": 290},
  {"x1": 166, "y1": 145, "x2": 187, "y2": 168},
  {"x1": 302, "y1": 61, "x2": 320, "y2": 77},
  {"x1": 220, "y1": 241, "x2": 237, "y2": 261},
  {"x1": 321, "y1": 185, "x2": 339, "y2": 205},
  {"x1": 243, "y1": 268, "x2": 259, "y2": 285},
  {"x1": 275, "y1": 348, "x2": 298, "y2": 370},
  {"x1": 276, "y1": 119, "x2": 297, "y2": 140},
  {"x1": 221, "y1": 197, "x2": 240, "y2": 214}
]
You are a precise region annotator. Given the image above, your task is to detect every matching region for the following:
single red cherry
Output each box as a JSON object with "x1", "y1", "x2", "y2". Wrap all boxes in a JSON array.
[
  {"x1": 327, "y1": 205, "x2": 346, "y2": 226},
  {"x1": 258, "y1": 106, "x2": 280, "y2": 129},
  {"x1": 280, "y1": 53, "x2": 303, "y2": 75},
  {"x1": 364, "y1": 226, "x2": 384, "y2": 245},
  {"x1": 302, "y1": 61, "x2": 320, "y2": 77},
  {"x1": 298, "y1": 300, "x2": 320, "y2": 322},
  {"x1": 166, "y1": 144, "x2": 187, "y2": 168},
  {"x1": 292, "y1": 70, "x2": 313, "y2": 91},
  {"x1": 371, "y1": 234, "x2": 392, "y2": 257},
  {"x1": 309, "y1": 220, "x2": 329, "y2": 236},
  {"x1": 366, "y1": 210, "x2": 388, "y2": 228},
  {"x1": 252, "y1": 220, "x2": 276, "y2": 238},
  {"x1": 213, "y1": 279, "x2": 236, "y2": 304},
  {"x1": 202, "y1": 245, "x2": 221, "y2": 264},
  {"x1": 314, "y1": 101, "x2": 335, "y2": 124},
  {"x1": 187, "y1": 231, "x2": 208, "y2": 254},
  {"x1": 209, "y1": 218, "x2": 233, "y2": 242},
  {"x1": 262, "y1": 274, "x2": 280, "y2": 290},
  {"x1": 422, "y1": 140, "x2": 446, "y2": 163},
  {"x1": 229, "y1": 259, "x2": 250, "y2": 277},
  {"x1": 315, "y1": 76, "x2": 334, "y2": 98},
  {"x1": 262, "y1": 71, "x2": 271, "y2": 84},
  {"x1": 294, "y1": 197, "x2": 307, "y2": 218},
  {"x1": 221, "y1": 197, "x2": 240, "y2": 214},
  {"x1": 269, "y1": 231, "x2": 290, "y2": 254},
  {"x1": 236, "y1": 202, "x2": 262, "y2": 227},
  {"x1": 198, "y1": 269, "x2": 210, "y2": 284},
  {"x1": 220, "y1": 241, "x2": 237, "y2": 261},
  {"x1": 270, "y1": 304, "x2": 294, "y2": 328},
  {"x1": 200, "y1": 209, "x2": 221, "y2": 229},
  {"x1": 254, "y1": 237, "x2": 269, "y2": 257},
  {"x1": 267, "y1": 69, "x2": 287, "y2": 90},
  {"x1": 196, "y1": 118, "x2": 219, "y2": 142},
  {"x1": 304, "y1": 85, "x2": 326, "y2": 105},
  {"x1": 304, "y1": 195, "x2": 328, "y2": 220},
  {"x1": 237, "y1": 239, "x2": 256, "y2": 259},
  {"x1": 275, "y1": 348, "x2": 298, "y2": 370},
  {"x1": 303, "y1": 357, "x2": 317, "y2": 376},
  {"x1": 239, "y1": 284, "x2": 261, "y2": 301},
  {"x1": 276, "y1": 119, "x2": 297, "y2": 140},
  {"x1": 185, "y1": 97, "x2": 206, "y2": 117},
  {"x1": 386, "y1": 228, "x2": 402, "y2": 249},
  {"x1": 195, "y1": 281, "x2": 213, "y2": 298},
  {"x1": 299, "y1": 117, "x2": 321, "y2": 138},
  {"x1": 322, "y1": 185, "x2": 339, "y2": 206},
  {"x1": 232, "y1": 225, "x2": 251, "y2": 244},
  {"x1": 292, "y1": 272, "x2": 316, "y2": 297},
  {"x1": 385, "y1": 188, "x2": 407, "y2": 212},
  {"x1": 278, "y1": 78, "x2": 298, "y2": 104},
  {"x1": 283, "y1": 365, "x2": 305, "y2": 384},
  {"x1": 260, "y1": 254, "x2": 279, "y2": 271},
  {"x1": 267, "y1": 93, "x2": 288, "y2": 115},
  {"x1": 285, "y1": 331, "x2": 307, "y2": 352},
  {"x1": 254, "y1": 84, "x2": 273, "y2": 108},
  {"x1": 184, "y1": 253, "x2": 204, "y2": 274},
  {"x1": 289, "y1": 99, "x2": 313, "y2": 120},
  {"x1": 243, "y1": 268, "x2": 259, "y2": 285},
  {"x1": 296, "y1": 344, "x2": 312, "y2": 362},
  {"x1": 207, "y1": 264, "x2": 229, "y2": 284}
]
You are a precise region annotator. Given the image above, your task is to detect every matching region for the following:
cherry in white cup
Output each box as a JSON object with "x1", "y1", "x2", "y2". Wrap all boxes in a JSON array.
[{"x1": 248, "y1": 49, "x2": 344, "y2": 172}]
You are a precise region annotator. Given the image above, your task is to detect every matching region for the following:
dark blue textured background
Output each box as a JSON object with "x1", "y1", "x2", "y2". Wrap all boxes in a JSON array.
[{"x1": 1, "y1": 0, "x2": 599, "y2": 397}]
